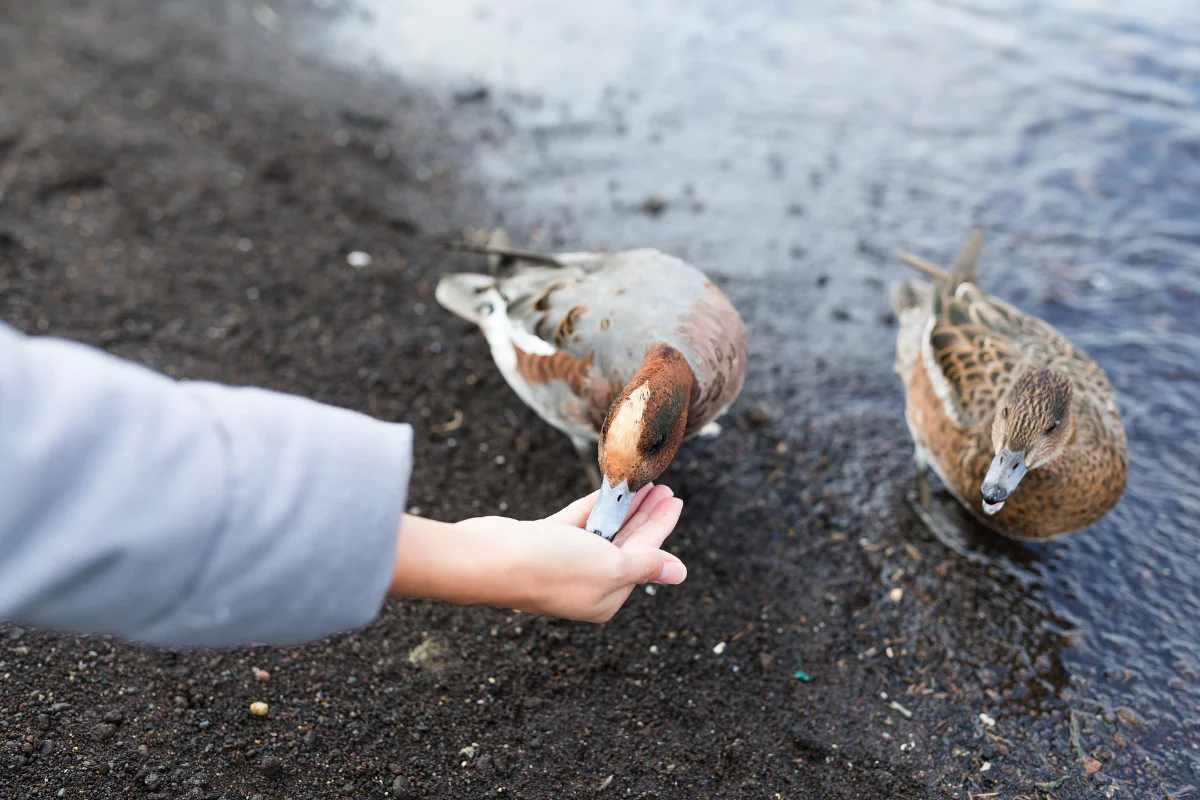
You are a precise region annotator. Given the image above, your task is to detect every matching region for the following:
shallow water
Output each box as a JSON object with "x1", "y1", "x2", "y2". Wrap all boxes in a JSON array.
[{"x1": 299, "y1": 0, "x2": 1200, "y2": 786}]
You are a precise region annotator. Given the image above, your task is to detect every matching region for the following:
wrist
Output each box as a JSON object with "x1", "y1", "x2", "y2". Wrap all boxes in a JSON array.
[{"x1": 388, "y1": 514, "x2": 528, "y2": 609}]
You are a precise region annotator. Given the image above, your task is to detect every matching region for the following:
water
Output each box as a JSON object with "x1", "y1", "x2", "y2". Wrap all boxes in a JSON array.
[{"x1": 296, "y1": 0, "x2": 1200, "y2": 787}]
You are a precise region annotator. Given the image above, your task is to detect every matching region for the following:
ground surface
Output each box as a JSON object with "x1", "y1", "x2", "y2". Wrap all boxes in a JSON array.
[{"x1": 0, "y1": 2, "x2": 1174, "y2": 798}]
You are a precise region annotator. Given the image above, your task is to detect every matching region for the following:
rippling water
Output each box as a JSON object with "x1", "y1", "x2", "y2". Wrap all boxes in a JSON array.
[{"x1": 299, "y1": 0, "x2": 1200, "y2": 787}]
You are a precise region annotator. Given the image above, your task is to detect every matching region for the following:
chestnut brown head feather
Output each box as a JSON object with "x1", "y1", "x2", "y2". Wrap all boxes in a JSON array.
[{"x1": 598, "y1": 344, "x2": 695, "y2": 491}]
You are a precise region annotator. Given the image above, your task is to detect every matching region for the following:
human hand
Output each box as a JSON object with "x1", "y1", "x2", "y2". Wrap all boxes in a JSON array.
[{"x1": 389, "y1": 484, "x2": 686, "y2": 623}]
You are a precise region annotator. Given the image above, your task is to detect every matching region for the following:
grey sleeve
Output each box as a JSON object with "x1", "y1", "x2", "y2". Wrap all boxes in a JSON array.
[{"x1": 0, "y1": 322, "x2": 413, "y2": 648}]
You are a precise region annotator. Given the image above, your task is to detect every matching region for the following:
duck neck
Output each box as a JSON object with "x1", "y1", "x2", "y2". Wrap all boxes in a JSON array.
[{"x1": 634, "y1": 343, "x2": 696, "y2": 409}]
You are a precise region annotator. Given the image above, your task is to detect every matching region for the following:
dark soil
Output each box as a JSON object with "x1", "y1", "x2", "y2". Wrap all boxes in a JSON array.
[{"x1": 0, "y1": 1, "x2": 1155, "y2": 798}]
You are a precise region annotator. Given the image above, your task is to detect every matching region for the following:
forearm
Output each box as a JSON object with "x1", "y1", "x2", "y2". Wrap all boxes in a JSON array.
[
  {"x1": 0, "y1": 322, "x2": 412, "y2": 647},
  {"x1": 389, "y1": 515, "x2": 532, "y2": 610}
]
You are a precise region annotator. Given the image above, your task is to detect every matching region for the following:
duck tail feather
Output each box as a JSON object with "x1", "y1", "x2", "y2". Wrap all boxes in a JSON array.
[
  {"x1": 442, "y1": 237, "x2": 564, "y2": 269},
  {"x1": 890, "y1": 278, "x2": 932, "y2": 316},
  {"x1": 898, "y1": 251, "x2": 947, "y2": 280},
  {"x1": 946, "y1": 229, "x2": 984, "y2": 289},
  {"x1": 435, "y1": 272, "x2": 497, "y2": 324}
]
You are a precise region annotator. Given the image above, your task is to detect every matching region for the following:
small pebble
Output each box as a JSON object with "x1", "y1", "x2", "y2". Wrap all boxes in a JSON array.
[
  {"x1": 252, "y1": 667, "x2": 271, "y2": 681},
  {"x1": 37, "y1": 713, "x2": 50, "y2": 730},
  {"x1": 346, "y1": 251, "x2": 372, "y2": 269},
  {"x1": 249, "y1": 701, "x2": 269, "y2": 717},
  {"x1": 258, "y1": 755, "x2": 283, "y2": 777},
  {"x1": 145, "y1": 772, "x2": 162, "y2": 789},
  {"x1": 1084, "y1": 756, "x2": 1102, "y2": 774},
  {"x1": 979, "y1": 712, "x2": 996, "y2": 728},
  {"x1": 889, "y1": 587, "x2": 903, "y2": 602},
  {"x1": 90, "y1": 723, "x2": 117, "y2": 742},
  {"x1": 712, "y1": 641, "x2": 726, "y2": 655}
]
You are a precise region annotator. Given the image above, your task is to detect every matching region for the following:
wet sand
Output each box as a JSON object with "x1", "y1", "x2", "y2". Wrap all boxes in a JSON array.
[{"x1": 0, "y1": 1, "x2": 1192, "y2": 797}]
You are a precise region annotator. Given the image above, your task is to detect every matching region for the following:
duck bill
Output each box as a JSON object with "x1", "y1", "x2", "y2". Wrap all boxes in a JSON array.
[
  {"x1": 585, "y1": 477, "x2": 634, "y2": 541},
  {"x1": 980, "y1": 448, "x2": 1027, "y2": 515}
]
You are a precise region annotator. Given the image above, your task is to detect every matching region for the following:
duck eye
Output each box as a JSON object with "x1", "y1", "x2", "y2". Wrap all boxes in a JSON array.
[{"x1": 1046, "y1": 419, "x2": 1060, "y2": 434}]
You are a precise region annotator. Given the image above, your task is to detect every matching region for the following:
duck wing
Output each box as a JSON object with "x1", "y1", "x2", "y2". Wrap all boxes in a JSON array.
[{"x1": 442, "y1": 240, "x2": 745, "y2": 433}]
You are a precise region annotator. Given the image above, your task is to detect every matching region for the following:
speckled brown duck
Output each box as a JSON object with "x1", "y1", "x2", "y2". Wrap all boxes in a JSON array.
[
  {"x1": 436, "y1": 231, "x2": 748, "y2": 540},
  {"x1": 890, "y1": 230, "x2": 1128, "y2": 541}
]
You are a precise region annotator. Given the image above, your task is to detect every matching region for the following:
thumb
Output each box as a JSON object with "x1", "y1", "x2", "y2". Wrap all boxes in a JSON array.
[{"x1": 623, "y1": 549, "x2": 688, "y2": 586}]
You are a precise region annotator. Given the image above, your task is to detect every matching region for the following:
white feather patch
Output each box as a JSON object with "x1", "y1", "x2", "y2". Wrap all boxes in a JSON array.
[
  {"x1": 614, "y1": 381, "x2": 650, "y2": 425},
  {"x1": 475, "y1": 287, "x2": 597, "y2": 444},
  {"x1": 478, "y1": 288, "x2": 552, "y2": 407},
  {"x1": 479, "y1": 288, "x2": 555, "y2": 358},
  {"x1": 920, "y1": 315, "x2": 965, "y2": 426},
  {"x1": 606, "y1": 381, "x2": 650, "y2": 453}
]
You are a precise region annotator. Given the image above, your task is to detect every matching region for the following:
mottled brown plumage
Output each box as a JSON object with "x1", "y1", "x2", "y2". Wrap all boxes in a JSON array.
[{"x1": 891, "y1": 231, "x2": 1128, "y2": 540}]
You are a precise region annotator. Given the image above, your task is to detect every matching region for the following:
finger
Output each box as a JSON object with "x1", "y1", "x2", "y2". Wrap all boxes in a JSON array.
[
  {"x1": 617, "y1": 495, "x2": 684, "y2": 556},
  {"x1": 542, "y1": 490, "x2": 599, "y2": 526},
  {"x1": 616, "y1": 482, "x2": 657, "y2": 530},
  {"x1": 621, "y1": 534, "x2": 687, "y2": 586},
  {"x1": 542, "y1": 482, "x2": 657, "y2": 529},
  {"x1": 610, "y1": 484, "x2": 674, "y2": 547}
]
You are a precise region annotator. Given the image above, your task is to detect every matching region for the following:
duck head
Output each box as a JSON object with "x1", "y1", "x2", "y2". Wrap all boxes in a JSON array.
[
  {"x1": 585, "y1": 344, "x2": 694, "y2": 540},
  {"x1": 981, "y1": 368, "x2": 1075, "y2": 515}
]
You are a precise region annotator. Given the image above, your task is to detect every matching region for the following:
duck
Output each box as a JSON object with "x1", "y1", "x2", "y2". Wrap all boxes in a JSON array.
[
  {"x1": 435, "y1": 230, "x2": 748, "y2": 540},
  {"x1": 889, "y1": 230, "x2": 1128, "y2": 541}
]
